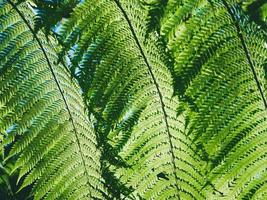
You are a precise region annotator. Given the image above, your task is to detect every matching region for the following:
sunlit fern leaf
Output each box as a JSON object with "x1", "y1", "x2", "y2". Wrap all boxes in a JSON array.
[
  {"x1": 54, "y1": 0, "x2": 208, "y2": 199},
  {"x1": 0, "y1": 1, "x2": 108, "y2": 199},
  {"x1": 158, "y1": 0, "x2": 267, "y2": 199}
]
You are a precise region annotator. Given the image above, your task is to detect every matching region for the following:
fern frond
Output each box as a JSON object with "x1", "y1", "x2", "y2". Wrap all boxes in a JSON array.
[
  {"x1": 54, "y1": 0, "x2": 207, "y2": 199},
  {"x1": 159, "y1": 0, "x2": 267, "y2": 198},
  {"x1": 0, "y1": 1, "x2": 107, "y2": 199}
]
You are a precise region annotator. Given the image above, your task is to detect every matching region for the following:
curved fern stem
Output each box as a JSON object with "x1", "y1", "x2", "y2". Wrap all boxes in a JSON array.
[
  {"x1": 6, "y1": 0, "x2": 94, "y2": 197},
  {"x1": 113, "y1": 0, "x2": 181, "y2": 197},
  {"x1": 221, "y1": 0, "x2": 267, "y2": 109}
]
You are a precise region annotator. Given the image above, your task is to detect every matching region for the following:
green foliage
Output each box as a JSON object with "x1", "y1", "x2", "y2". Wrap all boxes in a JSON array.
[
  {"x1": 0, "y1": 1, "x2": 107, "y2": 199},
  {"x1": 31, "y1": 0, "x2": 79, "y2": 35},
  {"x1": 240, "y1": 0, "x2": 267, "y2": 29},
  {"x1": 0, "y1": 0, "x2": 267, "y2": 199},
  {"x1": 55, "y1": 0, "x2": 206, "y2": 198},
  {"x1": 150, "y1": 0, "x2": 267, "y2": 198}
]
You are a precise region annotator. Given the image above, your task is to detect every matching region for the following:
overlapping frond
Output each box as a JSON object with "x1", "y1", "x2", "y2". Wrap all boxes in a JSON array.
[
  {"x1": 157, "y1": 0, "x2": 267, "y2": 199},
  {"x1": 54, "y1": 0, "x2": 207, "y2": 199},
  {"x1": 0, "y1": 1, "x2": 107, "y2": 199},
  {"x1": 1, "y1": 0, "x2": 266, "y2": 199}
]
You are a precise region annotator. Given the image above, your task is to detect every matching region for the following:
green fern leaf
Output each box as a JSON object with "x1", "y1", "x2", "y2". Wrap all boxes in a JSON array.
[
  {"x1": 54, "y1": 0, "x2": 208, "y2": 199},
  {"x1": 2, "y1": 0, "x2": 267, "y2": 199},
  {"x1": 158, "y1": 0, "x2": 267, "y2": 199},
  {"x1": 0, "y1": 1, "x2": 107, "y2": 199}
]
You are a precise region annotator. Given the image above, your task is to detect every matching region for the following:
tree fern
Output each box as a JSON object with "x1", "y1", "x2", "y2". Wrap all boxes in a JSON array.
[
  {"x1": 0, "y1": 1, "x2": 106, "y2": 199},
  {"x1": 145, "y1": 0, "x2": 267, "y2": 198},
  {"x1": 1, "y1": 0, "x2": 267, "y2": 199},
  {"x1": 54, "y1": 0, "x2": 209, "y2": 199}
]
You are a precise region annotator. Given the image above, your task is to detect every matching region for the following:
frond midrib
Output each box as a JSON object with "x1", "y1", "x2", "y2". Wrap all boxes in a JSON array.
[
  {"x1": 112, "y1": 0, "x2": 181, "y2": 197},
  {"x1": 6, "y1": 0, "x2": 93, "y2": 195},
  {"x1": 219, "y1": 0, "x2": 267, "y2": 109}
]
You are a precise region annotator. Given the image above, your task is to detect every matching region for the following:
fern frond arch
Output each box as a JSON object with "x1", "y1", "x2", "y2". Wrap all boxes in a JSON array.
[
  {"x1": 145, "y1": 0, "x2": 267, "y2": 198},
  {"x1": 0, "y1": 1, "x2": 107, "y2": 199},
  {"x1": 0, "y1": 0, "x2": 267, "y2": 199},
  {"x1": 51, "y1": 0, "x2": 207, "y2": 199}
]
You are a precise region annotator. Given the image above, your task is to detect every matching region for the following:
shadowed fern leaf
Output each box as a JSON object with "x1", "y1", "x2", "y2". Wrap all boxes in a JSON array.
[
  {"x1": 152, "y1": 0, "x2": 267, "y2": 199},
  {"x1": 240, "y1": 0, "x2": 267, "y2": 29},
  {"x1": 0, "y1": 1, "x2": 107, "y2": 199},
  {"x1": 53, "y1": 0, "x2": 208, "y2": 199},
  {"x1": 1, "y1": 0, "x2": 267, "y2": 199}
]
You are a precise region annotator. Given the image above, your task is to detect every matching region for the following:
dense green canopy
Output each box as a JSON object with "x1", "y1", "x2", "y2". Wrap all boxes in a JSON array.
[{"x1": 0, "y1": 0, "x2": 266, "y2": 199}]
